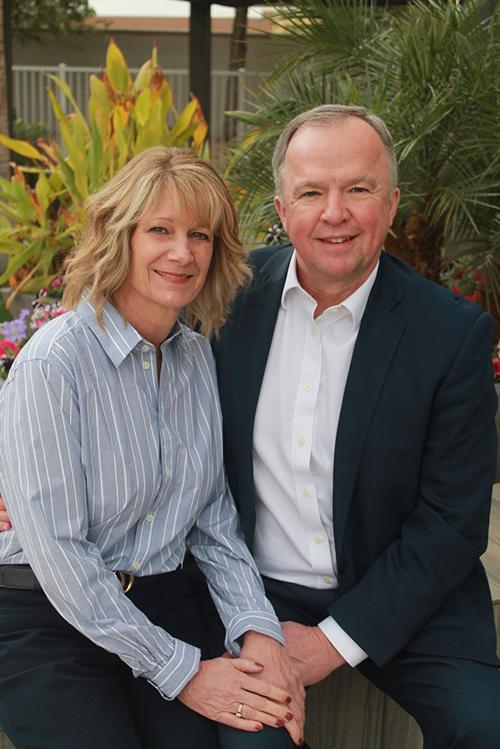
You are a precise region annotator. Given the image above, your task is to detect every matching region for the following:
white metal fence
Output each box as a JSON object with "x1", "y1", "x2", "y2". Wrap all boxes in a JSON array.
[{"x1": 12, "y1": 64, "x2": 263, "y2": 144}]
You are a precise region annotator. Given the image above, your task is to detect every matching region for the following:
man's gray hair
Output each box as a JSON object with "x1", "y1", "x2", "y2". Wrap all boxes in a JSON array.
[{"x1": 272, "y1": 104, "x2": 398, "y2": 196}]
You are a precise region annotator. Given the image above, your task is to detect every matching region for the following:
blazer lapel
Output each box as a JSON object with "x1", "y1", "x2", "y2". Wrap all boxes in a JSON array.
[{"x1": 333, "y1": 254, "x2": 406, "y2": 552}]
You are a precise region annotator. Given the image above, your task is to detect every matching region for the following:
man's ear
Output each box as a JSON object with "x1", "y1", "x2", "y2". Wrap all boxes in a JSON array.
[
  {"x1": 389, "y1": 187, "x2": 401, "y2": 225},
  {"x1": 274, "y1": 195, "x2": 287, "y2": 233}
]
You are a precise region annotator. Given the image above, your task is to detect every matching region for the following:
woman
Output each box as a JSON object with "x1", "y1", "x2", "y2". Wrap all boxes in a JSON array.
[{"x1": 0, "y1": 147, "x2": 304, "y2": 749}]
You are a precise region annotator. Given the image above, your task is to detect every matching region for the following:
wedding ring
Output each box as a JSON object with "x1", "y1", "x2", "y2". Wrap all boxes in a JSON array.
[{"x1": 235, "y1": 703, "x2": 244, "y2": 719}]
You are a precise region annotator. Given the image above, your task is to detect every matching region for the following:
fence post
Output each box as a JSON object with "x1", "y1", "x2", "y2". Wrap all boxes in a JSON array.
[
  {"x1": 236, "y1": 68, "x2": 245, "y2": 138},
  {"x1": 57, "y1": 63, "x2": 68, "y2": 115}
]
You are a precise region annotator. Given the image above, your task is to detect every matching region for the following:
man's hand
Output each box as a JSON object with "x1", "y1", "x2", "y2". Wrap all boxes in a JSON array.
[
  {"x1": 281, "y1": 621, "x2": 346, "y2": 686},
  {"x1": 240, "y1": 631, "x2": 305, "y2": 745},
  {"x1": 0, "y1": 495, "x2": 11, "y2": 532},
  {"x1": 178, "y1": 655, "x2": 303, "y2": 744}
]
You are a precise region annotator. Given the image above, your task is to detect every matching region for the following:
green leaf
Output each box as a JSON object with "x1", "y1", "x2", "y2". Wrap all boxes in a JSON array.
[
  {"x1": 106, "y1": 40, "x2": 132, "y2": 94},
  {"x1": 0, "y1": 134, "x2": 45, "y2": 161}
]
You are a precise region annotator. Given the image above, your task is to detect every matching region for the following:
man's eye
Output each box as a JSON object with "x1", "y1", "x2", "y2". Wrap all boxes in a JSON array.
[
  {"x1": 302, "y1": 190, "x2": 319, "y2": 198},
  {"x1": 350, "y1": 186, "x2": 368, "y2": 194}
]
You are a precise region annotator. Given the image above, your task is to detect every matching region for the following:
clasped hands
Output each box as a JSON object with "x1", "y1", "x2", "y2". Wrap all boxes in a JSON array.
[{"x1": 178, "y1": 631, "x2": 306, "y2": 745}]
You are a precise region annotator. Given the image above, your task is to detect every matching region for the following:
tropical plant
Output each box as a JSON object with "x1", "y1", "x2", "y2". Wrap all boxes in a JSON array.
[
  {"x1": 226, "y1": 0, "x2": 500, "y2": 320},
  {"x1": 0, "y1": 40, "x2": 208, "y2": 308}
]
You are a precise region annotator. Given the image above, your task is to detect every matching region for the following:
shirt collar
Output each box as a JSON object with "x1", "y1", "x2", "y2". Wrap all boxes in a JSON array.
[
  {"x1": 281, "y1": 250, "x2": 379, "y2": 331},
  {"x1": 76, "y1": 298, "x2": 184, "y2": 367}
]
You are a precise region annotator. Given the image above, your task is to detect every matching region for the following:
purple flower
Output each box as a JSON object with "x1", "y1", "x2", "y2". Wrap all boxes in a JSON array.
[{"x1": 0, "y1": 309, "x2": 30, "y2": 342}]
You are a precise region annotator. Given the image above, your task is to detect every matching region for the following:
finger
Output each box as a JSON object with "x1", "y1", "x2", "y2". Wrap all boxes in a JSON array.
[
  {"x1": 240, "y1": 672, "x2": 291, "y2": 705},
  {"x1": 229, "y1": 657, "x2": 265, "y2": 674},
  {"x1": 0, "y1": 521, "x2": 11, "y2": 532},
  {"x1": 235, "y1": 701, "x2": 302, "y2": 738},
  {"x1": 239, "y1": 692, "x2": 298, "y2": 726},
  {"x1": 219, "y1": 713, "x2": 264, "y2": 732}
]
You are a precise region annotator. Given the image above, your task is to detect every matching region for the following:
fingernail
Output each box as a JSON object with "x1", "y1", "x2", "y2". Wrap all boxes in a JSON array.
[
  {"x1": 275, "y1": 720, "x2": 284, "y2": 728},
  {"x1": 254, "y1": 724, "x2": 263, "y2": 731},
  {"x1": 286, "y1": 696, "x2": 292, "y2": 704},
  {"x1": 254, "y1": 662, "x2": 265, "y2": 667},
  {"x1": 286, "y1": 712, "x2": 294, "y2": 721}
]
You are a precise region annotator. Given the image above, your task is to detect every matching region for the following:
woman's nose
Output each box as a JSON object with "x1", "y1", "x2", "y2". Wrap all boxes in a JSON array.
[{"x1": 167, "y1": 234, "x2": 193, "y2": 263}]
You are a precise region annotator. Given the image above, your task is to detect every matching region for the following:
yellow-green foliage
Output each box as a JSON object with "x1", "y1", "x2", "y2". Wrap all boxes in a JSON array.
[{"x1": 0, "y1": 41, "x2": 208, "y2": 305}]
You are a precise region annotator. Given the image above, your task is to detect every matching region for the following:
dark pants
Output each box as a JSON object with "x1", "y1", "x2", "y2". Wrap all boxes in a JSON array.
[
  {"x1": 215, "y1": 576, "x2": 500, "y2": 749},
  {"x1": 0, "y1": 569, "x2": 219, "y2": 749}
]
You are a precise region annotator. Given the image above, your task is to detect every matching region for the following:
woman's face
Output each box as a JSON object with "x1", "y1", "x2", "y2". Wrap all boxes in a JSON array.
[{"x1": 116, "y1": 187, "x2": 214, "y2": 333}]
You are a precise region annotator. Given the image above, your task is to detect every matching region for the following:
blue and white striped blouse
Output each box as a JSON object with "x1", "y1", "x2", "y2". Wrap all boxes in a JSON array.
[{"x1": 0, "y1": 299, "x2": 283, "y2": 699}]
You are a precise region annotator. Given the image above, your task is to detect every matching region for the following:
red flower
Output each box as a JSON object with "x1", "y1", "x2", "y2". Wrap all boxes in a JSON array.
[
  {"x1": 0, "y1": 339, "x2": 21, "y2": 358},
  {"x1": 464, "y1": 290, "x2": 482, "y2": 304},
  {"x1": 473, "y1": 269, "x2": 487, "y2": 286},
  {"x1": 493, "y1": 358, "x2": 500, "y2": 379}
]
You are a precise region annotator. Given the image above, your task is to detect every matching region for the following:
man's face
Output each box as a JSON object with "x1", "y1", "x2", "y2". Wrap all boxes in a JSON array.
[{"x1": 274, "y1": 117, "x2": 400, "y2": 304}]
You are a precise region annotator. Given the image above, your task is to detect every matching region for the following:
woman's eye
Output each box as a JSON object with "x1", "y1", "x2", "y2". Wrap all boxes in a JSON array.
[
  {"x1": 191, "y1": 231, "x2": 211, "y2": 241},
  {"x1": 149, "y1": 226, "x2": 168, "y2": 234}
]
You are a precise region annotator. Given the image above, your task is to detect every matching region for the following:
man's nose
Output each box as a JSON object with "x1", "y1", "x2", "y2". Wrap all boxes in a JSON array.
[{"x1": 320, "y1": 193, "x2": 347, "y2": 224}]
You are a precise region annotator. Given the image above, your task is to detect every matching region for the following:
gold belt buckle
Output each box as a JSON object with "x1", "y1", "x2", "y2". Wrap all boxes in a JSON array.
[{"x1": 117, "y1": 571, "x2": 135, "y2": 593}]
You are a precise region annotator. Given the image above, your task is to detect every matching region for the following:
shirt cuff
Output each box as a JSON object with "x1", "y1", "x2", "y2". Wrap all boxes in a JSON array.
[
  {"x1": 148, "y1": 639, "x2": 201, "y2": 700},
  {"x1": 225, "y1": 611, "x2": 285, "y2": 655},
  {"x1": 318, "y1": 616, "x2": 368, "y2": 667}
]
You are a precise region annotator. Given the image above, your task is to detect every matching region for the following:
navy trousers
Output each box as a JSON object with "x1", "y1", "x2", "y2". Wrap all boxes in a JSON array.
[
  {"x1": 214, "y1": 576, "x2": 500, "y2": 749},
  {"x1": 0, "y1": 569, "x2": 219, "y2": 749}
]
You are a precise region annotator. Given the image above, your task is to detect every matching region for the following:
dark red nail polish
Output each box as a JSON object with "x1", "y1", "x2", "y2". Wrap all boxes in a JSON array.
[
  {"x1": 286, "y1": 696, "x2": 292, "y2": 704},
  {"x1": 286, "y1": 712, "x2": 294, "y2": 721},
  {"x1": 276, "y1": 720, "x2": 284, "y2": 728},
  {"x1": 254, "y1": 724, "x2": 263, "y2": 731}
]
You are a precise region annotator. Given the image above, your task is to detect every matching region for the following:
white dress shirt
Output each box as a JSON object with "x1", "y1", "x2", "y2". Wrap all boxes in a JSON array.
[{"x1": 253, "y1": 253, "x2": 378, "y2": 666}]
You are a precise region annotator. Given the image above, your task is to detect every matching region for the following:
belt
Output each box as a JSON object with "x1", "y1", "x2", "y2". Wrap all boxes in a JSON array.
[{"x1": 0, "y1": 564, "x2": 137, "y2": 593}]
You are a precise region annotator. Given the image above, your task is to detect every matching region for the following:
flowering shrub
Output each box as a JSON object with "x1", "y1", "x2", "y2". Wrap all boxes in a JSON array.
[
  {"x1": 492, "y1": 340, "x2": 500, "y2": 383},
  {"x1": 0, "y1": 286, "x2": 67, "y2": 378}
]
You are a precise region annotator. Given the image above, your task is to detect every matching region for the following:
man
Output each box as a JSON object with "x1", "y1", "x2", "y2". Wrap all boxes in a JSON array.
[{"x1": 214, "y1": 105, "x2": 500, "y2": 748}]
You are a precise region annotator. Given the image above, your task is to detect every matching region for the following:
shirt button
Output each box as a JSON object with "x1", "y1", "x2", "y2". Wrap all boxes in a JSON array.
[
  {"x1": 165, "y1": 467, "x2": 172, "y2": 477},
  {"x1": 143, "y1": 361, "x2": 150, "y2": 370},
  {"x1": 311, "y1": 327, "x2": 317, "y2": 337},
  {"x1": 301, "y1": 488, "x2": 310, "y2": 498},
  {"x1": 313, "y1": 536, "x2": 323, "y2": 545},
  {"x1": 298, "y1": 436, "x2": 306, "y2": 447},
  {"x1": 304, "y1": 383, "x2": 311, "y2": 392},
  {"x1": 131, "y1": 561, "x2": 140, "y2": 570},
  {"x1": 146, "y1": 513, "x2": 154, "y2": 522},
  {"x1": 323, "y1": 576, "x2": 333, "y2": 585},
  {"x1": 141, "y1": 344, "x2": 150, "y2": 352}
]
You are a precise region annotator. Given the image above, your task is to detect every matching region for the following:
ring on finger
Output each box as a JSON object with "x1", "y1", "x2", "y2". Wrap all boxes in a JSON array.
[{"x1": 235, "y1": 703, "x2": 244, "y2": 719}]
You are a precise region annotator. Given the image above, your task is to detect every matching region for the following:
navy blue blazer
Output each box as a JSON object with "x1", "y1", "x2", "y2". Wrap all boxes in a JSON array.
[{"x1": 213, "y1": 245, "x2": 499, "y2": 668}]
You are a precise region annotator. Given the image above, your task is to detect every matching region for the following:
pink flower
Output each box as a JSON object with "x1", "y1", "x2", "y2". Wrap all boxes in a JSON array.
[
  {"x1": 492, "y1": 358, "x2": 500, "y2": 379},
  {"x1": 0, "y1": 339, "x2": 20, "y2": 358},
  {"x1": 464, "y1": 290, "x2": 481, "y2": 304}
]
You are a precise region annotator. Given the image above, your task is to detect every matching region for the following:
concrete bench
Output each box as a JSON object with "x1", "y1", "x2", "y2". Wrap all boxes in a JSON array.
[{"x1": 2, "y1": 491, "x2": 499, "y2": 749}]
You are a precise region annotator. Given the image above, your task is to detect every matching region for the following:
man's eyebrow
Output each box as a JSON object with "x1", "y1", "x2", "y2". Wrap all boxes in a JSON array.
[{"x1": 343, "y1": 175, "x2": 378, "y2": 188}]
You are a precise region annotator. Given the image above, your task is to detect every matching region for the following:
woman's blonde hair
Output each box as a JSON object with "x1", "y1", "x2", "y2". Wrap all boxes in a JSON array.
[{"x1": 63, "y1": 146, "x2": 251, "y2": 337}]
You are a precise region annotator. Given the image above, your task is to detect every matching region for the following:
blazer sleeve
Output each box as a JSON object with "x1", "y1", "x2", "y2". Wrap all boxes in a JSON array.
[{"x1": 327, "y1": 310, "x2": 497, "y2": 666}]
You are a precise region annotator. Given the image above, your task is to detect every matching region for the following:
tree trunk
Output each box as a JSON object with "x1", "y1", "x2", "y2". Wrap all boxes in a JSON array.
[
  {"x1": 224, "y1": 6, "x2": 247, "y2": 143},
  {"x1": 0, "y1": 0, "x2": 11, "y2": 178}
]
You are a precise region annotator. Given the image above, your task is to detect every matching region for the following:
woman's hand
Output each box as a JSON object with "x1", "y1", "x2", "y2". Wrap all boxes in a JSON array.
[
  {"x1": 0, "y1": 495, "x2": 12, "y2": 532},
  {"x1": 240, "y1": 631, "x2": 305, "y2": 744},
  {"x1": 177, "y1": 655, "x2": 303, "y2": 744}
]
